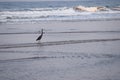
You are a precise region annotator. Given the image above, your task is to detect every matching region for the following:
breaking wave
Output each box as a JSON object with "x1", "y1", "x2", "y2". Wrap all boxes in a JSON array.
[
  {"x1": 0, "y1": 6, "x2": 120, "y2": 23},
  {"x1": 73, "y1": 6, "x2": 108, "y2": 12}
]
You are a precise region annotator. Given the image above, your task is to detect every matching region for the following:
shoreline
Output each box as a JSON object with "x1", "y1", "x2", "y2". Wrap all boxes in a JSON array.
[
  {"x1": 1, "y1": 20, "x2": 120, "y2": 26},
  {"x1": 1, "y1": 18, "x2": 120, "y2": 25}
]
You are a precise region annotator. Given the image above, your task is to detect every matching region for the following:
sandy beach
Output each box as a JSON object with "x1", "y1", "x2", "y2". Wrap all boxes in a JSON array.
[{"x1": 0, "y1": 20, "x2": 120, "y2": 80}]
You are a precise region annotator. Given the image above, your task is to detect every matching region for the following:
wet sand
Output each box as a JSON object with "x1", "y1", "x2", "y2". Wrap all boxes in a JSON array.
[{"x1": 0, "y1": 20, "x2": 120, "y2": 80}]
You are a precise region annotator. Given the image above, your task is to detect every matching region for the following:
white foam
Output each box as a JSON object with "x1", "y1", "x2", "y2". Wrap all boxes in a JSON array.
[
  {"x1": 0, "y1": 7, "x2": 95, "y2": 20},
  {"x1": 73, "y1": 5, "x2": 108, "y2": 12},
  {"x1": 0, "y1": 6, "x2": 120, "y2": 23}
]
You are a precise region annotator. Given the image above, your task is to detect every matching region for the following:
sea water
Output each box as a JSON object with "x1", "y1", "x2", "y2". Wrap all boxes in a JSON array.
[
  {"x1": 0, "y1": 1, "x2": 120, "y2": 80},
  {"x1": 0, "y1": 0, "x2": 120, "y2": 24}
]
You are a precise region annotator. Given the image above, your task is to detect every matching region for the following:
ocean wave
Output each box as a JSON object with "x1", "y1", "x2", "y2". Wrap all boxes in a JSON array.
[
  {"x1": 73, "y1": 6, "x2": 108, "y2": 12},
  {"x1": 111, "y1": 6, "x2": 120, "y2": 11},
  {"x1": 0, "y1": 6, "x2": 120, "y2": 23},
  {"x1": 0, "y1": 7, "x2": 75, "y2": 23}
]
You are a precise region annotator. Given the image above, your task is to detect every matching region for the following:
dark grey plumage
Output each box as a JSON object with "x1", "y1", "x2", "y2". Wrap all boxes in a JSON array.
[{"x1": 36, "y1": 29, "x2": 43, "y2": 41}]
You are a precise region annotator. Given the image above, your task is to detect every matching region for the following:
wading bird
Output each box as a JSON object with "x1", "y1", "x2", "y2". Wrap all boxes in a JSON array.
[{"x1": 36, "y1": 29, "x2": 43, "y2": 41}]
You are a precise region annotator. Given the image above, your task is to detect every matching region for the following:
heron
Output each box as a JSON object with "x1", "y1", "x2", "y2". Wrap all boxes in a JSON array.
[{"x1": 36, "y1": 29, "x2": 43, "y2": 41}]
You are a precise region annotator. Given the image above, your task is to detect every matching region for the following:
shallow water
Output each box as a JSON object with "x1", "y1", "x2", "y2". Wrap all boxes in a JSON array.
[
  {"x1": 0, "y1": 21, "x2": 120, "y2": 80},
  {"x1": 0, "y1": 41, "x2": 120, "y2": 80}
]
